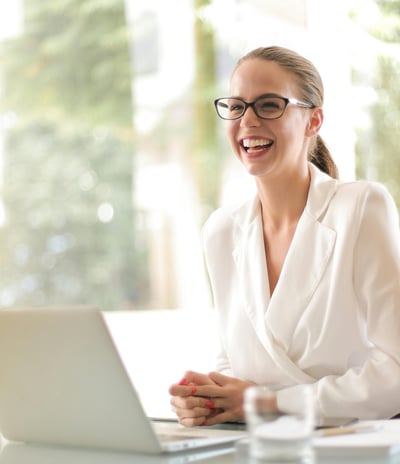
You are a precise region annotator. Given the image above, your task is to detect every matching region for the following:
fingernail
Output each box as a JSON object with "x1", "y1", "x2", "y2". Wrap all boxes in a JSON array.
[
  {"x1": 191, "y1": 386, "x2": 197, "y2": 394},
  {"x1": 178, "y1": 378, "x2": 187, "y2": 385},
  {"x1": 200, "y1": 421, "x2": 207, "y2": 426},
  {"x1": 209, "y1": 408, "x2": 216, "y2": 415},
  {"x1": 204, "y1": 400, "x2": 214, "y2": 408}
]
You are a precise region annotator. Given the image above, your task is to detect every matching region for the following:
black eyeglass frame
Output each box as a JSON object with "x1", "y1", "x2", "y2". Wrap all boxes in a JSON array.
[{"x1": 213, "y1": 94, "x2": 314, "y2": 120}]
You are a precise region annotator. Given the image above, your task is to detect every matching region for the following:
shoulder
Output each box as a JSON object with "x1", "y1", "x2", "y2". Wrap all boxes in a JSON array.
[
  {"x1": 308, "y1": 164, "x2": 398, "y2": 225},
  {"x1": 334, "y1": 179, "x2": 396, "y2": 210},
  {"x1": 202, "y1": 205, "x2": 239, "y2": 245},
  {"x1": 202, "y1": 196, "x2": 257, "y2": 246},
  {"x1": 325, "y1": 179, "x2": 399, "y2": 231},
  {"x1": 307, "y1": 165, "x2": 396, "y2": 222},
  {"x1": 310, "y1": 160, "x2": 394, "y2": 206},
  {"x1": 202, "y1": 206, "x2": 235, "y2": 236},
  {"x1": 309, "y1": 163, "x2": 393, "y2": 205}
]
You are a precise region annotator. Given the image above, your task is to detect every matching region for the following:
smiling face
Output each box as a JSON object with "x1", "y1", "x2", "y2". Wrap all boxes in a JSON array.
[{"x1": 226, "y1": 58, "x2": 322, "y2": 181}]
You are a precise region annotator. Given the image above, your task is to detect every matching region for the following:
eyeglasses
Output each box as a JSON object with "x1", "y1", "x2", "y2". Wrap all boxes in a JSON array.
[{"x1": 214, "y1": 95, "x2": 314, "y2": 120}]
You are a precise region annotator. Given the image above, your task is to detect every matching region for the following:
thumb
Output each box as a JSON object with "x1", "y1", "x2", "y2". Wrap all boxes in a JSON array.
[
  {"x1": 208, "y1": 371, "x2": 235, "y2": 386},
  {"x1": 182, "y1": 370, "x2": 216, "y2": 386}
]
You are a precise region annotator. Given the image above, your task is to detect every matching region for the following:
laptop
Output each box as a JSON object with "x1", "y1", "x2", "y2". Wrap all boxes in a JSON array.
[{"x1": 0, "y1": 307, "x2": 247, "y2": 454}]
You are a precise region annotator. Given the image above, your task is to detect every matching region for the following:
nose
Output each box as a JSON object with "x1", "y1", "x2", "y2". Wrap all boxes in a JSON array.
[{"x1": 240, "y1": 105, "x2": 261, "y2": 126}]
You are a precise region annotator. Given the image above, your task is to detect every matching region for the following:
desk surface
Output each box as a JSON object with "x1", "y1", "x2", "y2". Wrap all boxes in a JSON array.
[
  {"x1": 0, "y1": 440, "x2": 235, "y2": 464},
  {"x1": 2, "y1": 420, "x2": 400, "y2": 464},
  {"x1": 2, "y1": 440, "x2": 400, "y2": 464}
]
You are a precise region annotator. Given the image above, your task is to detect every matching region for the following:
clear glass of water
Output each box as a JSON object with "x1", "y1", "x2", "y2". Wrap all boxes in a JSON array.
[{"x1": 244, "y1": 385, "x2": 315, "y2": 463}]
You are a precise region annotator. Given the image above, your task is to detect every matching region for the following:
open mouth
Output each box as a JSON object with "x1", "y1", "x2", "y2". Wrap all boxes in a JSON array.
[{"x1": 241, "y1": 138, "x2": 273, "y2": 153}]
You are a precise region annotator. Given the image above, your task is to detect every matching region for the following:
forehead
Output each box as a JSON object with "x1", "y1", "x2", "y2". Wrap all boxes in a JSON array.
[{"x1": 230, "y1": 58, "x2": 298, "y2": 99}]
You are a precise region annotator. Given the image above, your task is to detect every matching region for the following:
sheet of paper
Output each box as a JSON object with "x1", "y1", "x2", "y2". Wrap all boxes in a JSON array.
[{"x1": 313, "y1": 420, "x2": 400, "y2": 457}]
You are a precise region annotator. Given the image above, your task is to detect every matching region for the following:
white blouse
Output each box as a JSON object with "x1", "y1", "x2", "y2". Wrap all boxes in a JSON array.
[{"x1": 202, "y1": 163, "x2": 400, "y2": 419}]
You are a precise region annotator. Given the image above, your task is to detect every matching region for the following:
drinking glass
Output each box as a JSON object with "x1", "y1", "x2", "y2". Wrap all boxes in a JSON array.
[{"x1": 244, "y1": 385, "x2": 315, "y2": 462}]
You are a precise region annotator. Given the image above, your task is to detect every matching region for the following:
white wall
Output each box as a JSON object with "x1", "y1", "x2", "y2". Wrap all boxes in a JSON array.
[{"x1": 104, "y1": 309, "x2": 219, "y2": 418}]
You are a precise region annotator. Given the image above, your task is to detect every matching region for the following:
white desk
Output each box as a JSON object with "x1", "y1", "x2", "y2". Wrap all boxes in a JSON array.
[
  {"x1": 2, "y1": 440, "x2": 400, "y2": 464},
  {"x1": 3, "y1": 420, "x2": 400, "y2": 464},
  {"x1": 2, "y1": 437, "x2": 400, "y2": 464},
  {"x1": 0, "y1": 440, "x2": 235, "y2": 464}
]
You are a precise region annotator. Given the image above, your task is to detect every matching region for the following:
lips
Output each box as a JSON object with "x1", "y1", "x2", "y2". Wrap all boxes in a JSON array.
[{"x1": 241, "y1": 137, "x2": 273, "y2": 154}]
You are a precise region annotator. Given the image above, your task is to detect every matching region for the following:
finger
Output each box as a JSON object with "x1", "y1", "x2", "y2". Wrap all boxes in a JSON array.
[
  {"x1": 172, "y1": 395, "x2": 212, "y2": 410},
  {"x1": 181, "y1": 371, "x2": 217, "y2": 386},
  {"x1": 169, "y1": 384, "x2": 206, "y2": 397},
  {"x1": 171, "y1": 396, "x2": 219, "y2": 422},
  {"x1": 207, "y1": 407, "x2": 224, "y2": 419},
  {"x1": 203, "y1": 409, "x2": 236, "y2": 426},
  {"x1": 179, "y1": 415, "x2": 208, "y2": 427},
  {"x1": 170, "y1": 395, "x2": 192, "y2": 409},
  {"x1": 172, "y1": 401, "x2": 211, "y2": 422},
  {"x1": 208, "y1": 371, "x2": 234, "y2": 386},
  {"x1": 187, "y1": 384, "x2": 224, "y2": 398},
  {"x1": 176, "y1": 405, "x2": 211, "y2": 419},
  {"x1": 169, "y1": 371, "x2": 216, "y2": 397},
  {"x1": 170, "y1": 381, "x2": 225, "y2": 398}
]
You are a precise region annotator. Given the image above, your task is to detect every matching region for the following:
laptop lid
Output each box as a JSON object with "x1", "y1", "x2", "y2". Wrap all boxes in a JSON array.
[{"x1": 0, "y1": 307, "x2": 246, "y2": 454}]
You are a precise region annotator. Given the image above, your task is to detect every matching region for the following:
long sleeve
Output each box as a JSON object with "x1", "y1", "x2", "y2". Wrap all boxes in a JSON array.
[
  {"x1": 203, "y1": 165, "x2": 400, "y2": 420},
  {"x1": 277, "y1": 182, "x2": 400, "y2": 419}
]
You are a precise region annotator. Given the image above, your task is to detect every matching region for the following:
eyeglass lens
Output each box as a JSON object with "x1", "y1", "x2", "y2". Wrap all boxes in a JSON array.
[{"x1": 216, "y1": 97, "x2": 287, "y2": 120}]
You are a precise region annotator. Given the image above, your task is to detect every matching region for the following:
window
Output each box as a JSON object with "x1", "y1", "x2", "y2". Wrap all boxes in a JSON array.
[{"x1": 0, "y1": 0, "x2": 398, "y2": 311}]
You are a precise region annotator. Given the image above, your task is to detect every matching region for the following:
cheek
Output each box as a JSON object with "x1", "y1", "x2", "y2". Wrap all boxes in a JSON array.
[
  {"x1": 225, "y1": 122, "x2": 240, "y2": 151},
  {"x1": 278, "y1": 118, "x2": 306, "y2": 145}
]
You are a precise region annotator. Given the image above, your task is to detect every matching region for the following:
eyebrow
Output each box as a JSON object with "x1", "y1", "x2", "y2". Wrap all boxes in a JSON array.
[{"x1": 228, "y1": 93, "x2": 284, "y2": 100}]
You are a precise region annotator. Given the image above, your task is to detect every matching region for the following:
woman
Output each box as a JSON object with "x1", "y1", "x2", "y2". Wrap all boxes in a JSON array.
[{"x1": 169, "y1": 46, "x2": 400, "y2": 426}]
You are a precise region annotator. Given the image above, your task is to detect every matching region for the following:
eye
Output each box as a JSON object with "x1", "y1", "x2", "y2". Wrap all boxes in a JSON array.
[
  {"x1": 258, "y1": 98, "x2": 282, "y2": 112},
  {"x1": 229, "y1": 102, "x2": 245, "y2": 112},
  {"x1": 217, "y1": 101, "x2": 229, "y2": 109}
]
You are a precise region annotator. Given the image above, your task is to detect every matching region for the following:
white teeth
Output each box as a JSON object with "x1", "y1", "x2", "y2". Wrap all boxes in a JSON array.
[{"x1": 242, "y1": 138, "x2": 271, "y2": 148}]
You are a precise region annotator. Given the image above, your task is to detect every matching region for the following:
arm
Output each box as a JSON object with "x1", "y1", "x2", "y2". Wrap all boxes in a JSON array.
[{"x1": 279, "y1": 183, "x2": 400, "y2": 419}]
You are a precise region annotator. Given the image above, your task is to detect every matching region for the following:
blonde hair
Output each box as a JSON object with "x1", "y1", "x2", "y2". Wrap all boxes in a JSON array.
[{"x1": 235, "y1": 46, "x2": 339, "y2": 179}]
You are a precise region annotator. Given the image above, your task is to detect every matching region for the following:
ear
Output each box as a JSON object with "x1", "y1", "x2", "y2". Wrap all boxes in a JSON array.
[{"x1": 305, "y1": 107, "x2": 323, "y2": 137}]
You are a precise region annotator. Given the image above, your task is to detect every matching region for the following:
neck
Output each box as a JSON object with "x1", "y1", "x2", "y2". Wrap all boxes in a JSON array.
[{"x1": 256, "y1": 165, "x2": 310, "y2": 231}]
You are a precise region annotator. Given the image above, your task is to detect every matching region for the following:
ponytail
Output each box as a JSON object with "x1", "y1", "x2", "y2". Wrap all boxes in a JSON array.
[{"x1": 308, "y1": 135, "x2": 339, "y2": 179}]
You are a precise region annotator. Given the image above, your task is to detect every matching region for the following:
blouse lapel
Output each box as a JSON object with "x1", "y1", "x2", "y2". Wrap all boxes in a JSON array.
[
  {"x1": 231, "y1": 164, "x2": 338, "y2": 383},
  {"x1": 232, "y1": 200, "x2": 271, "y2": 332},
  {"x1": 265, "y1": 208, "x2": 336, "y2": 347}
]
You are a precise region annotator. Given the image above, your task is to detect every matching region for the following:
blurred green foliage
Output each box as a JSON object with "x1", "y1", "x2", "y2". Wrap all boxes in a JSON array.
[
  {"x1": 0, "y1": 0, "x2": 148, "y2": 309},
  {"x1": 354, "y1": 0, "x2": 400, "y2": 209}
]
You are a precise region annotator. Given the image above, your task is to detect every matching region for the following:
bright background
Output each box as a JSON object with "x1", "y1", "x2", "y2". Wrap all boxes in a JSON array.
[{"x1": 0, "y1": 0, "x2": 400, "y2": 416}]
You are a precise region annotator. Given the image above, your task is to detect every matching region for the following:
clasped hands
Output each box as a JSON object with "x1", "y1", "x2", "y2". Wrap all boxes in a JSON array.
[{"x1": 168, "y1": 370, "x2": 254, "y2": 427}]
